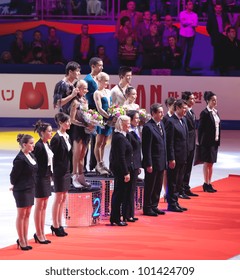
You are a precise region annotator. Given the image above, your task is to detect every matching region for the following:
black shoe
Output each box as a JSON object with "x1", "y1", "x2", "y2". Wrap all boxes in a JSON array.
[
  {"x1": 110, "y1": 220, "x2": 128, "y2": 226},
  {"x1": 177, "y1": 204, "x2": 188, "y2": 211},
  {"x1": 209, "y1": 184, "x2": 217, "y2": 192},
  {"x1": 50, "y1": 225, "x2": 65, "y2": 237},
  {"x1": 133, "y1": 217, "x2": 139, "y2": 221},
  {"x1": 202, "y1": 183, "x2": 215, "y2": 193},
  {"x1": 33, "y1": 233, "x2": 48, "y2": 244},
  {"x1": 27, "y1": 245, "x2": 33, "y2": 250},
  {"x1": 152, "y1": 208, "x2": 165, "y2": 215},
  {"x1": 143, "y1": 210, "x2": 158, "y2": 216},
  {"x1": 16, "y1": 239, "x2": 29, "y2": 251},
  {"x1": 179, "y1": 193, "x2": 191, "y2": 199},
  {"x1": 185, "y1": 190, "x2": 199, "y2": 197},
  {"x1": 167, "y1": 206, "x2": 183, "y2": 212},
  {"x1": 59, "y1": 226, "x2": 68, "y2": 236},
  {"x1": 126, "y1": 217, "x2": 135, "y2": 222}
]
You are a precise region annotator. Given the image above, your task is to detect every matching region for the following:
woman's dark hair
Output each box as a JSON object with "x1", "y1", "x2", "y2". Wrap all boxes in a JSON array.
[
  {"x1": 34, "y1": 120, "x2": 51, "y2": 137},
  {"x1": 65, "y1": 61, "x2": 81, "y2": 75},
  {"x1": 126, "y1": 110, "x2": 139, "y2": 120},
  {"x1": 54, "y1": 112, "x2": 70, "y2": 128},
  {"x1": 164, "y1": 97, "x2": 176, "y2": 108},
  {"x1": 181, "y1": 91, "x2": 193, "y2": 101},
  {"x1": 125, "y1": 86, "x2": 135, "y2": 96},
  {"x1": 120, "y1": 16, "x2": 131, "y2": 26},
  {"x1": 17, "y1": 134, "x2": 33, "y2": 147},
  {"x1": 204, "y1": 91, "x2": 216, "y2": 103}
]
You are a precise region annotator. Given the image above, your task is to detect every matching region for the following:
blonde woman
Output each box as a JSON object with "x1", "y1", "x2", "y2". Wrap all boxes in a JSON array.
[{"x1": 93, "y1": 72, "x2": 112, "y2": 175}]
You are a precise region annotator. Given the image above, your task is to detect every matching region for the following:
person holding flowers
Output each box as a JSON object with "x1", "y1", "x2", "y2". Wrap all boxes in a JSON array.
[{"x1": 93, "y1": 72, "x2": 112, "y2": 175}]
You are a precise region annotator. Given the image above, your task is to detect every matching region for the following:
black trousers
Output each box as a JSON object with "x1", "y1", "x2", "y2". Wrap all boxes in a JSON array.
[
  {"x1": 143, "y1": 169, "x2": 164, "y2": 212},
  {"x1": 167, "y1": 162, "x2": 186, "y2": 207},
  {"x1": 183, "y1": 148, "x2": 195, "y2": 191}
]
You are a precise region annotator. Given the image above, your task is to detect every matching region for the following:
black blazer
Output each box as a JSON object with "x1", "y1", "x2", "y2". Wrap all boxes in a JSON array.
[
  {"x1": 33, "y1": 139, "x2": 52, "y2": 177},
  {"x1": 128, "y1": 130, "x2": 142, "y2": 170},
  {"x1": 50, "y1": 132, "x2": 71, "y2": 176},
  {"x1": 10, "y1": 150, "x2": 38, "y2": 191},
  {"x1": 198, "y1": 108, "x2": 221, "y2": 147},
  {"x1": 142, "y1": 118, "x2": 167, "y2": 171},
  {"x1": 185, "y1": 110, "x2": 196, "y2": 151},
  {"x1": 165, "y1": 114, "x2": 189, "y2": 164},
  {"x1": 109, "y1": 131, "x2": 134, "y2": 177}
]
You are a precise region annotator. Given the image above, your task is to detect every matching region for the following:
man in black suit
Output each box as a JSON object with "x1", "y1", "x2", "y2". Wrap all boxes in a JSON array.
[
  {"x1": 165, "y1": 99, "x2": 188, "y2": 212},
  {"x1": 181, "y1": 91, "x2": 198, "y2": 197},
  {"x1": 206, "y1": 3, "x2": 229, "y2": 71},
  {"x1": 142, "y1": 103, "x2": 167, "y2": 216}
]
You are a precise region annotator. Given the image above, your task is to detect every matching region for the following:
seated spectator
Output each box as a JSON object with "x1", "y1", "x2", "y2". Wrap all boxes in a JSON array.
[
  {"x1": 0, "y1": 51, "x2": 14, "y2": 64},
  {"x1": 221, "y1": 26, "x2": 240, "y2": 73},
  {"x1": 118, "y1": 35, "x2": 138, "y2": 67},
  {"x1": 96, "y1": 45, "x2": 111, "y2": 65},
  {"x1": 24, "y1": 30, "x2": 47, "y2": 63},
  {"x1": 115, "y1": 1, "x2": 143, "y2": 38},
  {"x1": 73, "y1": 23, "x2": 95, "y2": 65},
  {"x1": 10, "y1": 29, "x2": 29, "y2": 64},
  {"x1": 163, "y1": 36, "x2": 182, "y2": 69},
  {"x1": 117, "y1": 16, "x2": 136, "y2": 45},
  {"x1": 28, "y1": 46, "x2": 47, "y2": 64},
  {"x1": 46, "y1": 26, "x2": 65, "y2": 64},
  {"x1": 159, "y1": 14, "x2": 179, "y2": 47},
  {"x1": 142, "y1": 23, "x2": 163, "y2": 69}
]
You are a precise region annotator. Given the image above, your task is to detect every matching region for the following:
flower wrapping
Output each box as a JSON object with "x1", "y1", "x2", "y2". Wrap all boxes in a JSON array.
[
  {"x1": 138, "y1": 108, "x2": 151, "y2": 126},
  {"x1": 107, "y1": 104, "x2": 126, "y2": 127}
]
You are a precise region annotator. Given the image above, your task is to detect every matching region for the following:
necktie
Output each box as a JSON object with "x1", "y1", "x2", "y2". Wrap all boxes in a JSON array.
[{"x1": 158, "y1": 123, "x2": 163, "y2": 136}]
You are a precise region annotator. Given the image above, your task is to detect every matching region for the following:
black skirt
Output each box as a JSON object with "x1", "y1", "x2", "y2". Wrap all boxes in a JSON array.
[
  {"x1": 35, "y1": 168, "x2": 52, "y2": 198},
  {"x1": 199, "y1": 144, "x2": 218, "y2": 163},
  {"x1": 53, "y1": 171, "x2": 71, "y2": 192},
  {"x1": 13, "y1": 188, "x2": 34, "y2": 208}
]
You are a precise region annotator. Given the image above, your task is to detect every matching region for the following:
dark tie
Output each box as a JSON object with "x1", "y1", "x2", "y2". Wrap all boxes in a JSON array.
[
  {"x1": 158, "y1": 123, "x2": 163, "y2": 136},
  {"x1": 190, "y1": 109, "x2": 195, "y2": 121}
]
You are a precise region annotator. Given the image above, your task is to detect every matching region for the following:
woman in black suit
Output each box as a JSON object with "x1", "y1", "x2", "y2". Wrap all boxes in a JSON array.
[
  {"x1": 198, "y1": 91, "x2": 221, "y2": 193},
  {"x1": 50, "y1": 112, "x2": 72, "y2": 236},
  {"x1": 33, "y1": 120, "x2": 53, "y2": 244},
  {"x1": 125, "y1": 110, "x2": 142, "y2": 222},
  {"x1": 109, "y1": 115, "x2": 134, "y2": 226},
  {"x1": 10, "y1": 134, "x2": 38, "y2": 250}
]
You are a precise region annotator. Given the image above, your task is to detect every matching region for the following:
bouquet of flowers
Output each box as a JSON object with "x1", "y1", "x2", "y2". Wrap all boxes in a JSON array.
[
  {"x1": 82, "y1": 109, "x2": 105, "y2": 134},
  {"x1": 107, "y1": 104, "x2": 126, "y2": 127},
  {"x1": 138, "y1": 108, "x2": 151, "y2": 126}
]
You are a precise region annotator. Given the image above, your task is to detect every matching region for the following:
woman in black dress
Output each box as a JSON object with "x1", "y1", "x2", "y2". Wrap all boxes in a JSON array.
[
  {"x1": 125, "y1": 110, "x2": 142, "y2": 222},
  {"x1": 50, "y1": 112, "x2": 72, "y2": 236},
  {"x1": 198, "y1": 91, "x2": 221, "y2": 193},
  {"x1": 33, "y1": 120, "x2": 53, "y2": 244},
  {"x1": 109, "y1": 115, "x2": 134, "y2": 226},
  {"x1": 10, "y1": 134, "x2": 38, "y2": 250}
]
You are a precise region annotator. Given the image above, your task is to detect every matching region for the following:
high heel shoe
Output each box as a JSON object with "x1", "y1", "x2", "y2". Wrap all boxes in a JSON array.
[
  {"x1": 110, "y1": 220, "x2": 128, "y2": 226},
  {"x1": 44, "y1": 239, "x2": 51, "y2": 243},
  {"x1": 16, "y1": 239, "x2": 29, "y2": 251},
  {"x1": 50, "y1": 225, "x2": 65, "y2": 237},
  {"x1": 202, "y1": 183, "x2": 215, "y2": 193},
  {"x1": 27, "y1": 245, "x2": 33, "y2": 249},
  {"x1": 208, "y1": 184, "x2": 217, "y2": 192},
  {"x1": 33, "y1": 233, "x2": 48, "y2": 244},
  {"x1": 59, "y1": 226, "x2": 68, "y2": 236}
]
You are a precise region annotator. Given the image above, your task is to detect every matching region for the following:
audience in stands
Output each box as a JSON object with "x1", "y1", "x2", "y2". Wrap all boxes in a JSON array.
[
  {"x1": 115, "y1": 1, "x2": 143, "y2": 37},
  {"x1": 136, "y1": 10, "x2": 152, "y2": 53},
  {"x1": 163, "y1": 35, "x2": 182, "y2": 70},
  {"x1": 117, "y1": 16, "x2": 136, "y2": 45},
  {"x1": 206, "y1": 3, "x2": 230, "y2": 72},
  {"x1": 142, "y1": 23, "x2": 163, "y2": 70},
  {"x1": 0, "y1": 51, "x2": 14, "y2": 64},
  {"x1": 46, "y1": 26, "x2": 65, "y2": 65},
  {"x1": 179, "y1": 1, "x2": 198, "y2": 73},
  {"x1": 159, "y1": 15, "x2": 179, "y2": 47},
  {"x1": 73, "y1": 23, "x2": 95, "y2": 65},
  {"x1": 10, "y1": 30, "x2": 29, "y2": 64},
  {"x1": 96, "y1": 45, "x2": 112, "y2": 65},
  {"x1": 118, "y1": 35, "x2": 138, "y2": 67}
]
